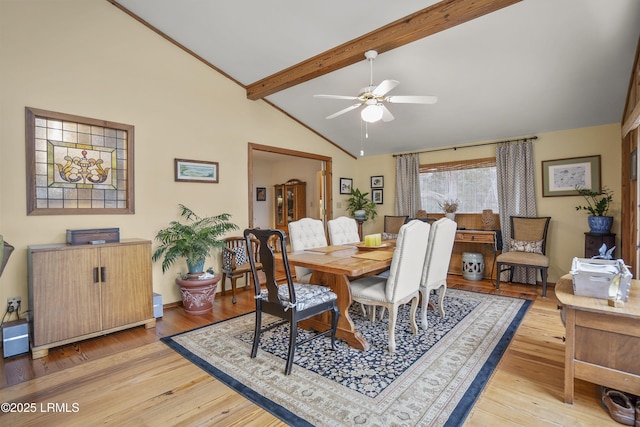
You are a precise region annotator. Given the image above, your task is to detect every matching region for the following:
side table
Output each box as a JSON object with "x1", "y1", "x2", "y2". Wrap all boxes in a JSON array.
[
  {"x1": 584, "y1": 232, "x2": 615, "y2": 258},
  {"x1": 555, "y1": 275, "x2": 640, "y2": 404}
]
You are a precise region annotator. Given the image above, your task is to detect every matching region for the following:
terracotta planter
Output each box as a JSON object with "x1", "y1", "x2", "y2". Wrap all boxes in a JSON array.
[{"x1": 175, "y1": 274, "x2": 220, "y2": 315}]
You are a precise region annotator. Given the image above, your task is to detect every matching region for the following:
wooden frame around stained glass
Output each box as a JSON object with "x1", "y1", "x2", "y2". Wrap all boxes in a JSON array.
[{"x1": 25, "y1": 107, "x2": 135, "y2": 215}]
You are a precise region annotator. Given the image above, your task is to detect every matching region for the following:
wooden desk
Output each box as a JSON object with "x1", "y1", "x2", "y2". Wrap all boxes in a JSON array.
[
  {"x1": 451, "y1": 230, "x2": 499, "y2": 279},
  {"x1": 285, "y1": 244, "x2": 395, "y2": 351},
  {"x1": 556, "y1": 275, "x2": 640, "y2": 404}
]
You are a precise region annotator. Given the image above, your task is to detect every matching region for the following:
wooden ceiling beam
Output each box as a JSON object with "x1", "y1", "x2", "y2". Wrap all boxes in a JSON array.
[{"x1": 246, "y1": 0, "x2": 521, "y2": 100}]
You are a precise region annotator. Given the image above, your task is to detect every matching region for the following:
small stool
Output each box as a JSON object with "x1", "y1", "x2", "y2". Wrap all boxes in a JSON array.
[{"x1": 462, "y1": 252, "x2": 485, "y2": 281}]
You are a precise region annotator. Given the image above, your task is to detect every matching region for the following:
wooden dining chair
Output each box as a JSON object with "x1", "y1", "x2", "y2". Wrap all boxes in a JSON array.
[
  {"x1": 496, "y1": 216, "x2": 551, "y2": 297},
  {"x1": 220, "y1": 236, "x2": 262, "y2": 304},
  {"x1": 244, "y1": 228, "x2": 339, "y2": 375}
]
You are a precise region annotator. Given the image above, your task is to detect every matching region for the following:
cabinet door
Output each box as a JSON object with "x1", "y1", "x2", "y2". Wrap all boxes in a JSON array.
[
  {"x1": 274, "y1": 185, "x2": 284, "y2": 227},
  {"x1": 100, "y1": 242, "x2": 153, "y2": 330},
  {"x1": 31, "y1": 249, "x2": 102, "y2": 346}
]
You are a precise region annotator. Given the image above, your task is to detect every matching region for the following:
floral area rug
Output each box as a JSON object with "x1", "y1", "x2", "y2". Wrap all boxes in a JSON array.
[{"x1": 162, "y1": 289, "x2": 531, "y2": 426}]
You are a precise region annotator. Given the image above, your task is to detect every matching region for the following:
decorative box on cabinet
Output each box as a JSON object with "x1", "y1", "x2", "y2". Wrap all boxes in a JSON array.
[
  {"x1": 274, "y1": 179, "x2": 306, "y2": 233},
  {"x1": 584, "y1": 232, "x2": 615, "y2": 258},
  {"x1": 27, "y1": 238, "x2": 156, "y2": 358}
]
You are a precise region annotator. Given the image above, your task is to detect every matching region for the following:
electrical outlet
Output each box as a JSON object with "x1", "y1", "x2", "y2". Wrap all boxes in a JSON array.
[{"x1": 7, "y1": 296, "x2": 21, "y2": 313}]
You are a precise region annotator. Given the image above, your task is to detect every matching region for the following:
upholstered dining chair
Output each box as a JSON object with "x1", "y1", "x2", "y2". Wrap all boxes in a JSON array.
[
  {"x1": 382, "y1": 215, "x2": 409, "y2": 240},
  {"x1": 327, "y1": 216, "x2": 360, "y2": 245},
  {"x1": 496, "y1": 216, "x2": 551, "y2": 297},
  {"x1": 288, "y1": 217, "x2": 328, "y2": 283},
  {"x1": 349, "y1": 220, "x2": 431, "y2": 352},
  {"x1": 244, "y1": 228, "x2": 339, "y2": 375},
  {"x1": 221, "y1": 236, "x2": 262, "y2": 304},
  {"x1": 418, "y1": 217, "x2": 457, "y2": 330}
]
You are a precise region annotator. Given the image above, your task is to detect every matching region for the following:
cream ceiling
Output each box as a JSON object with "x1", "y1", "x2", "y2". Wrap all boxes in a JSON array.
[{"x1": 113, "y1": 0, "x2": 640, "y2": 157}]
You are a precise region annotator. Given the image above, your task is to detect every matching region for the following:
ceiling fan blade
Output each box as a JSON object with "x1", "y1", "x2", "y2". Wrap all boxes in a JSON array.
[
  {"x1": 314, "y1": 94, "x2": 358, "y2": 100},
  {"x1": 372, "y1": 80, "x2": 399, "y2": 97},
  {"x1": 325, "y1": 103, "x2": 362, "y2": 119},
  {"x1": 386, "y1": 95, "x2": 438, "y2": 104},
  {"x1": 380, "y1": 104, "x2": 395, "y2": 122}
]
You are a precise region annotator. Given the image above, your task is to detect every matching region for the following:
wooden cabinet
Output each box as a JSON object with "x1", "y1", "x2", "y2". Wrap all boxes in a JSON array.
[
  {"x1": 28, "y1": 239, "x2": 155, "y2": 358},
  {"x1": 274, "y1": 179, "x2": 306, "y2": 232},
  {"x1": 584, "y1": 232, "x2": 616, "y2": 258},
  {"x1": 556, "y1": 275, "x2": 640, "y2": 403}
]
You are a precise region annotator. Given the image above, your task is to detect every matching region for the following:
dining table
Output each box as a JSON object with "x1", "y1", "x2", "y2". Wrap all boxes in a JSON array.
[{"x1": 284, "y1": 241, "x2": 396, "y2": 351}]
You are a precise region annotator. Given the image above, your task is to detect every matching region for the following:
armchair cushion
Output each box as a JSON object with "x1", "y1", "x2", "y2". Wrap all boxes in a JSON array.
[
  {"x1": 509, "y1": 239, "x2": 543, "y2": 254},
  {"x1": 497, "y1": 251, "x2": 549, "y2": 267},
  {"x1": 222, "y1": 246, "x2": 248, "y2": 270}
]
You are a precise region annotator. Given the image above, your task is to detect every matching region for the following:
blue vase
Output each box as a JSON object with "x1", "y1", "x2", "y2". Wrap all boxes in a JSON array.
[{"x1": 588, "y1": 216, "x2": 613, "y2": 234}]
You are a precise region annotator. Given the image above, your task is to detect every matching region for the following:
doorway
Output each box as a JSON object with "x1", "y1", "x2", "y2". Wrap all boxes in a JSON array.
[{"x1": 248, "y1": 143, "x2": 333, "y2": 229}]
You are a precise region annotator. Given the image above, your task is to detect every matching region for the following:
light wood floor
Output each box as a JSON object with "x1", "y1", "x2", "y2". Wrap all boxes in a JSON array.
[{"x1": 0, "y1": 277, "x2": 620, "y2": 426}]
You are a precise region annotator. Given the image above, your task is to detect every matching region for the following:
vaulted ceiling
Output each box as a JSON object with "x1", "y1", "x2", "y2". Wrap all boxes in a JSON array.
[{"x1": 112, "y1": 0, "x2": 640, "y2": 157}]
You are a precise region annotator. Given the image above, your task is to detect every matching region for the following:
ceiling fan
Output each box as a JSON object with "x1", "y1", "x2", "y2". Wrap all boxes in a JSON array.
[{"x1": 314, "y1": 50, "x2": 438, "y2": 123}]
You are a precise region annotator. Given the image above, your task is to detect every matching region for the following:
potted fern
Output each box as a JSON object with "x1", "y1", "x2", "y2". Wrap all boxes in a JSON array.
[
  {"x1": 575, "y1": 186, "x2": 614, "y2": 234},
  {"x1": 152, "y1": 204, "x2": 238, "y2": 314}
]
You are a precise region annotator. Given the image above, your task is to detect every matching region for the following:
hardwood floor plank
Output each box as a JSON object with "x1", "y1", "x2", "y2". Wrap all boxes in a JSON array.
[{"x1": 0, "y1": 276, "x2": 622, "y2": 425}]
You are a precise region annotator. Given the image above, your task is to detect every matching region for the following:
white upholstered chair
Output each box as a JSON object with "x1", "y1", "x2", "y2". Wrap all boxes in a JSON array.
[
  {"x1": 288, "y1": 218, "x2": 328, "y2": 283},
  {"x1": 349, "y1": 220, "x2": 431, "y2": 352},
  {"x1": 419, "y1": 217, "x2": 457, "y2": 330},
  {"x1": 327, "y1": 216, "x2": 360, "y2": 245}
]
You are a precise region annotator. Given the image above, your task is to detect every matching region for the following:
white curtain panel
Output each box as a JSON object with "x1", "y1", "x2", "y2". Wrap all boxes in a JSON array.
[
  {"x1": 496, "y1": 141, "x2": 537, "y2": 284},
  {"x1": 394, "y1": 153, "x2": 422, "y2": 216}
]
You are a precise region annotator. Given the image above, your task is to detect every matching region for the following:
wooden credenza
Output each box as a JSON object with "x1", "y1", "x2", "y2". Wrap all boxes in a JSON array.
[
  {"x1": 556, "y1": 275, "x2": 640, "y2": 404},
  {"x1": 28, "y1": 239, "x2": 156, "y2": 358}
]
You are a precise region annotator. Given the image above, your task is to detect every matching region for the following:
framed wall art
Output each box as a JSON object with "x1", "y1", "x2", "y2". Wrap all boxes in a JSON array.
[
  {"x1": 25, "y1": 107, "x2": 135, "y2": 215},
  {"x1": 372, "y1": 189, "x2": 383, "y2": 204},
  {"x1": 340, "y1": 177, "x2": 353, "y2": 195},
  {"x1": 256, "y1": 187, "x2": 266, "y2": 201},
  {"x1": 541, "y1": 155, "x2": 601, "y2": 197},
  {"x1": 371, "y1": 175, "x2": 384, "y2": 188},
  {"x1": 175, "y1": 159, "x2": 219, "y2": 183}
]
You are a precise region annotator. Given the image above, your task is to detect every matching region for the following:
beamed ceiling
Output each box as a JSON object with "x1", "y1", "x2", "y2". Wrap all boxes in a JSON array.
[{"x1": 111, "y1": 0, "x2": 640, "y2": 157}]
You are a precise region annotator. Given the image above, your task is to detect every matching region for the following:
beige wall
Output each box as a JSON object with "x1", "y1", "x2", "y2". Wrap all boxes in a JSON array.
[
  {"x1": 353, "y1": 123, "x2": 622, "y2": 282},
  {"x1": 0, "y1": 0, "x2": 356, "y2": 305},
  {"x1": 0, "y1": 0, "x2": 624, "y2": 308}
]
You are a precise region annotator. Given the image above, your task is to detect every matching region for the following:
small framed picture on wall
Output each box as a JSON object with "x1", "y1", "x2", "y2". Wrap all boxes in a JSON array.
[
  {"x1": 256, "y1": 187, "x2": 266, "y2": 201},
  {"x1": 371, "y1": 175, "x2": 384, "y2": 188},
  {"x1": 372, "y1": 189, "x2": 383, "y2": 204}
]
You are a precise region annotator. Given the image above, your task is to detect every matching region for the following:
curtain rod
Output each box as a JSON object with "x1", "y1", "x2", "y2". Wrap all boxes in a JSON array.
[{"x1": 393, "y1": 136, "x2": 538, "y2": 157}]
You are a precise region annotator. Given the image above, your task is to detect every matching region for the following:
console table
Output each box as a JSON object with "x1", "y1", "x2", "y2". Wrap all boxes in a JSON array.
[
  {"x1": 450, "y1": 229, "x2": 500, "y2": 279},
  {"x1": 584, "y1": 232, "x2": 615, "y2": 258},
  {"x1": 555, "y1": 275, "x2": 640, "y2": 404}
]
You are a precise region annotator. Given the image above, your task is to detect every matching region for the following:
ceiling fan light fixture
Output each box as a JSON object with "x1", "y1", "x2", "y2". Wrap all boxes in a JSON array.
[{"x1": 361, "y1": 104, "x2": 383, "y2": 123}]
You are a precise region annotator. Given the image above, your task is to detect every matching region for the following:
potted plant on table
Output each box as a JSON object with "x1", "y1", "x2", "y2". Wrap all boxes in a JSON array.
[
  {"x1": 439, "y1": 199, "x2": 459, "y2": 221},
  {"x1": 346, "y1": 188, "x2": 378, "y2": 221},
  {"x1": 575, "y1": 186, "x2": 614, "y2": 234},
  {"x1": 152, "y1": 204, "x2": 238, "y2": 314}
]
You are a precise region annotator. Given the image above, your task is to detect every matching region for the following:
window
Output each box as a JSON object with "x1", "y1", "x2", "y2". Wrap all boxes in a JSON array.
[{"x1": 419, "y1": 157, "x2": 498, "y2": 213}]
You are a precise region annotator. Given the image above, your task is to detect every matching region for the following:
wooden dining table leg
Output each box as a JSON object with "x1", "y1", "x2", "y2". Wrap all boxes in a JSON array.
[{"x1": 299, "y1": 270, "x2": 370, "y2": 351}]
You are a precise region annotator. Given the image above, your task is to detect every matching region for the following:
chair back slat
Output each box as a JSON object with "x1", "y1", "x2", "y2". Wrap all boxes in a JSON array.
[{"x1": 244, "y1": 228, "x2": 296, "y2": 306}]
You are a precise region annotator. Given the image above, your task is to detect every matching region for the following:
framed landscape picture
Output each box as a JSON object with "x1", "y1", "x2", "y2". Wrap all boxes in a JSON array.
[
  {"x1": 175, "y1": 159, "x2": 219, "y2": 183},
  {"x1": 541, "y1": 155, "x2": 600, "y2": 197}
]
